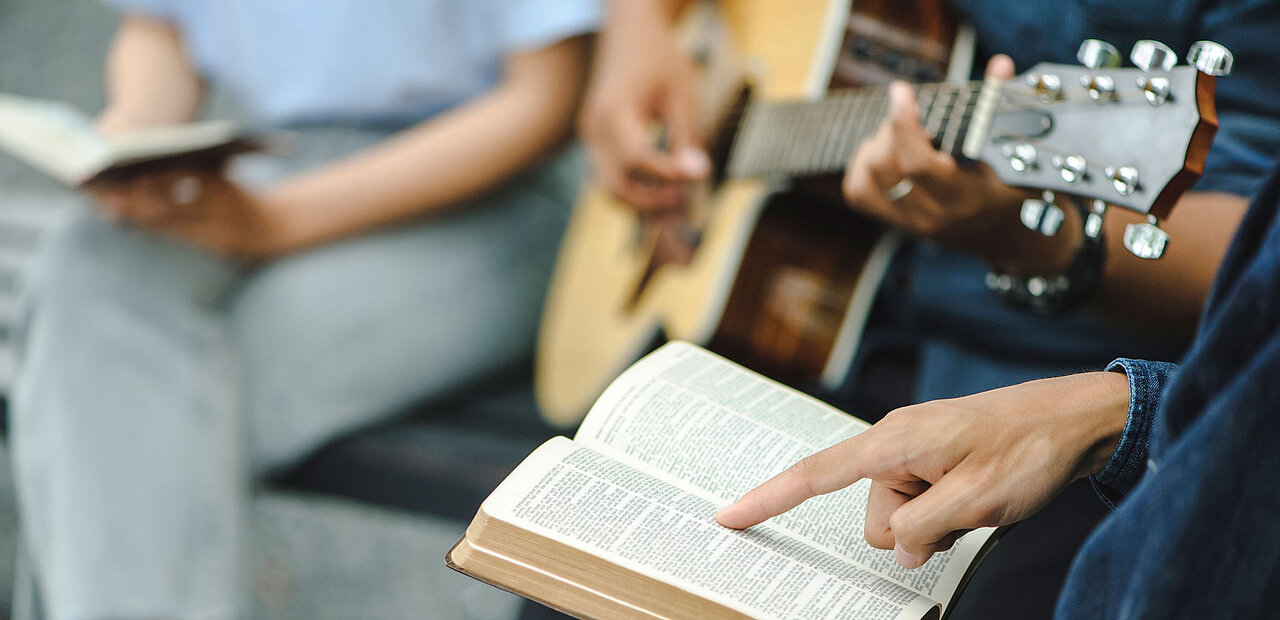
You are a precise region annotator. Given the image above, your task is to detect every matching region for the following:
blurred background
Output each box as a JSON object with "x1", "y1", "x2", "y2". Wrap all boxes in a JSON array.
[{"x1": 0, "y1": 1, "x2": 538, "y2": 618}]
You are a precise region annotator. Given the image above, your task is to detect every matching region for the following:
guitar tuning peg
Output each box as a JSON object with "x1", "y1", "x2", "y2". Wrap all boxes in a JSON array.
[
  {"x1": 1137, "y1": 75, "x2": 1171, "y2": 105},
  {"x1": 1085, "y1": 200, "x2": 1108, "y2": 240},
  {"x1": 1052, "y1": 154, "x2": 1088, "y2": 183},
  {"x1": 1188, "y1": 41, "x2": 1233, "y2": 76},
  {"x1": 1104, "y1": 165, "x2": 1140, "y2": 196},
  {"x1": 1025, "y1": 73, "x2": 1063, "y2": 101},
  {"x1": 1077, "y1": 39, "x2": 1121, "y2": 69},
  {"x1": 1131, "y1": 40, "x2": 1176, "y2": 72},
  {"x1": 1001, "y1": 142, "x2": 1038, "y2": 172},
  {"x1": 1124, "y1": 215, "x2": 1169, "y2": 259},
  {"x1": 1020, "y1": 197, "x2": 1065, "y2": 237}
]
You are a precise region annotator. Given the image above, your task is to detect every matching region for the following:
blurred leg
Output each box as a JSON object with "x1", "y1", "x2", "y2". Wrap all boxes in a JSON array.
[
  {"x1": 10, "y1": 210, "x2": 245, "y2": 620},
  {"x1": 234, "y1": 153, "x2": 579, "y2": 474}
]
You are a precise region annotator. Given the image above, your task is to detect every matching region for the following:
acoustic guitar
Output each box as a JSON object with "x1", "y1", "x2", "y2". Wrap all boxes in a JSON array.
[{"x1": 536, "y1": 0, "x2": 1220, "y2": 426}]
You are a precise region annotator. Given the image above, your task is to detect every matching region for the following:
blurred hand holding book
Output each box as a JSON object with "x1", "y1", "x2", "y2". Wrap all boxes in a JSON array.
[{"x1": 0, "y1": 93, "x2": 263, "y2": 187}]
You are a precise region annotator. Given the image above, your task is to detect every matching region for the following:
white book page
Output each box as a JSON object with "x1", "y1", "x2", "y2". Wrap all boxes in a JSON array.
[
  {"x1": 574, "y1": 342, "x2": 993, "y2": 605},
  {"x1": 485, "y1": 437, "x2": 941, "y2": 620},
  {"x1": 0, "y1": 94, "x2": 107, "y2": 184},
  {"x1": 103, "y1": 120, "x2": 240, "y2": 163},
  {"x1": 0, "y1": 93, "x2": 244, "y2": 186}
]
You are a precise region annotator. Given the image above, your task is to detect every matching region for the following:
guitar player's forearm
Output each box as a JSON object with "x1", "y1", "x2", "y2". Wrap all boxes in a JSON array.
[
  {"x1": 1093, "y1": 191, "x2": 1247, "y2": 336},
  {"x1": 258, "y1": 36, "x2": 591, "y2": 254},
  {"x1": 986, "y1": 189, "x2": 1243, "y2": 337},
  {"x1": 97, "y1": 14, "x2": 204, "y2": 134}
]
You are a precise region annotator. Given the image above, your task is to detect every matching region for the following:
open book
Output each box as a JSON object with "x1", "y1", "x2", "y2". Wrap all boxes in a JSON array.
[
  {"x1": 448, "y1": 342, "x2": 998, "y2": 620},
  {"x1": 0, "y1": 94, "x2": 260, "y2": 186}
]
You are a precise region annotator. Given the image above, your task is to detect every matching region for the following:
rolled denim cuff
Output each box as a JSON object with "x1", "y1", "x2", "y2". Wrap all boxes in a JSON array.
[{"x1": 1089, "y1": 358, "x2": 1178, "y2": 509}]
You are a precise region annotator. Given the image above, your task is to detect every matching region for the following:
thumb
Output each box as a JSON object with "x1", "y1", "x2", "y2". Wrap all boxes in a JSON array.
[
  {"x1": 985, "y1": 53, "x2": 1016, "y2": 80},
  {"x1": 887, "y1": 81, "x2": 926, "y2": 142}
]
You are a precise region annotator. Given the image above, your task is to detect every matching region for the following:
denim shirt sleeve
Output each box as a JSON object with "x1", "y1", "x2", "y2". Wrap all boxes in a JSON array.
[{"x1": 1089, "y1": 358, "x2": 1178, "y2": 508}]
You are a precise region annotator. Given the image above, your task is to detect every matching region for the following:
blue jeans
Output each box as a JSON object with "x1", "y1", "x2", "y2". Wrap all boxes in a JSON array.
[{"x1": 10, "y1": 127, "x2": 581, "y2": 619}]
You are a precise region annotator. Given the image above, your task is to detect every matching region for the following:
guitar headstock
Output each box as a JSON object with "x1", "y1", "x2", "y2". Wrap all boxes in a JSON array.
[{"x1": 967, "y1": 40, "x2": 1225, "y2": 220}]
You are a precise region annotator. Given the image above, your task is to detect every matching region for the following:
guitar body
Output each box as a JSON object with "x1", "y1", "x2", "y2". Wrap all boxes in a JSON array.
[{"x1": 538, "y1": 0, "x2": 966, "y2": 426}]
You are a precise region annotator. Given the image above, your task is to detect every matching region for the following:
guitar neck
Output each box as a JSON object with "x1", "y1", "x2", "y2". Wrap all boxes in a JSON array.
[{"x1": 726, "y1": 81, "x2": 988, "y2": 179}]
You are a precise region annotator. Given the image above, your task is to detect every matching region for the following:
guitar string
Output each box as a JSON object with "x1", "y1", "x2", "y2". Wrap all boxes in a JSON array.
[
  {"x1": 731, "y1": 84, "x2": 980, "y2": 175},
  {"x1": 726, "y1": 83, "x2": 1164, "y2": 177}
]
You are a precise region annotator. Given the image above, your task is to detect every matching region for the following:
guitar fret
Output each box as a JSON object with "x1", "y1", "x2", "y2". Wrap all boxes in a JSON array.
[
  {"x1": 804, "y1": 101, "x2": 830, "y2": 174},
  {"x1": 779, "y1": 104, "x2": 797, "y2": 174},
  {"x1": 816, "y1": 97, "x2": 844, "y2": 172},
  {"x1": 940, "y1": 85, "x2": 970, "y2": 154},
  {"x1": 927, "y1": 84, "x2": 949, "y2": 138},
  {"x1": 953, "y1": 85, "x2": 980, "y2": 159},
  {"x1": 919, "y1": 84, "x2": 941, "y2": 136},
  {"x1": 727, "y1": 102, "x2": 765, "y2": 177},
  {"x1": 747, "y1": 103, "x2": 773, "y2": 175},
  {"x1": 790, "y1": 102, "x2": 818, "y2": 175},
  {"x1": 817, "y1": 98, "x2": 842, "y2": 172},
  {"x1": 836, "y1": 96, "x2": 859, "y2": 166},
  {"x1": 830, "y1": 94, "x2": 861, "y2": 172},
  {"x1": 831, "y1": 92, "x2": 863, "y2": 170},
  {"x1": 725, "y1": 80, "x2": 986, "y2": 178},
  {"x1": 802, "y1": 102, "x2": 823, "y2": 174},
  {"x1": 815, "y1": 98, "x2": 844, "y2": 172},
  {"x1": 754, "y1": 103, "x2": 781, "y2": 175}
]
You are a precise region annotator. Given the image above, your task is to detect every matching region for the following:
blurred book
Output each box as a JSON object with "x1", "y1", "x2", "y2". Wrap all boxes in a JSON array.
[{"x1": 0, "y1": 93, "x2": 261, "y2": 186}]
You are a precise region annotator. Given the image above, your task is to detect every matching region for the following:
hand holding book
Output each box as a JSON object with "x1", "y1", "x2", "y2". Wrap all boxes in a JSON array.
[
  {"x1": 88, "y1": 168, "x2": 291, "y2": 261},
  {"x1": 717, "y1": 371, "x2": 1131, "y2": 570}
]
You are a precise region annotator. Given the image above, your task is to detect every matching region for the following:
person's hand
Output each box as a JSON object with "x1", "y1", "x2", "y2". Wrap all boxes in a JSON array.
[
  {"x1": 841, "y1": 55, "x2": 1066, "y2": 268},
  {"x1": 88, "y1": 169, "x2": 290, "y2": 261},
  {"x1": 578, "y1": 0, "x2": 711, "y2": 212},
  {"x1": 716, "y1": 372, "x2": 1131, "y2": 569}
]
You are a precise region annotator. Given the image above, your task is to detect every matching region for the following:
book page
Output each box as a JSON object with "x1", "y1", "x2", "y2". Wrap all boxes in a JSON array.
[
  {"x1": 485, "y1": 437, "x2": 941, "y2": 620},
  {"x1": 104, "y1": 120, "x2": 241, "y2": 165},
  {"x1": 0, "y1": 94, "x2": 107, "y2": 184},
  {"x1": 0, "y1": 93, "x2": 247, "y2": 186},
  {"x1": 574, "y1": 342, "x2": 992, "y2": 604}
]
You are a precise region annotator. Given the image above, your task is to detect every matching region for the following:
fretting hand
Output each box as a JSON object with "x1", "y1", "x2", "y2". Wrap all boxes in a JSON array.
[{"x1": 841, "y1": 55, "x2": 1075, "y2": 272}]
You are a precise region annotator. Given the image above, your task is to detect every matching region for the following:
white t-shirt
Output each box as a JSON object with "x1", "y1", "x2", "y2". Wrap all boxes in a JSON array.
[{"x1": 105, "y1": 0, "x2": 601, "y2": 125}]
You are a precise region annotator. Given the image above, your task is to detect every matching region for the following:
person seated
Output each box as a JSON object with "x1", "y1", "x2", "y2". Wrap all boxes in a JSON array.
[
  {"x1": 717, "y1": 155, "x2": 1280, "y2": 614},
  {"x1": 10, "y1": 1, "x2": 598, "y2": 618},
  {"x1": 567, "y1": 0, "x2": 1280, "y2": 618}
]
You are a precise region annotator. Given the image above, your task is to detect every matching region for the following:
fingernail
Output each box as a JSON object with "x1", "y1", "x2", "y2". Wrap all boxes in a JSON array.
[
  {"x1": 715, "y1": 504, "x2": 742, "y2": 528},
  {"x1": 888, "y1": 82, "x2": 913, "y2": 114},
  {"x1": 894, "y1": 543, "x2": 924, "y2": 569},
  {"x1": 677, "y1": 147, "x2": 711, "y2": 179}
]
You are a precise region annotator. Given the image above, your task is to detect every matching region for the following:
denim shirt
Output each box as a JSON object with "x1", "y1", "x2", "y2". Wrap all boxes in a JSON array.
[{"x1": 1054, "y1": 161, "x2": 1280, "y2": 617}]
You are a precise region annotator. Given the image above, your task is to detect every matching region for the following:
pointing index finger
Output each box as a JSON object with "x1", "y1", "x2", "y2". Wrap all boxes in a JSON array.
[{"x1": 716, "y1": 433, "x2": 878, "y2": 529}]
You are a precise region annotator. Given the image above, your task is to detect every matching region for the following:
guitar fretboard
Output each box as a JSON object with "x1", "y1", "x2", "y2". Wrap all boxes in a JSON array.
[{"x1": 726, "y1": 81, "x2": 989, "y2": 179}]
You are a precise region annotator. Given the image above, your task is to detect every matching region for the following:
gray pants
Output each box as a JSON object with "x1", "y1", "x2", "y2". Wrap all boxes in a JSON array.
[{"x1": 8, "y1": 128, "x2": 580, "y2": 619}]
